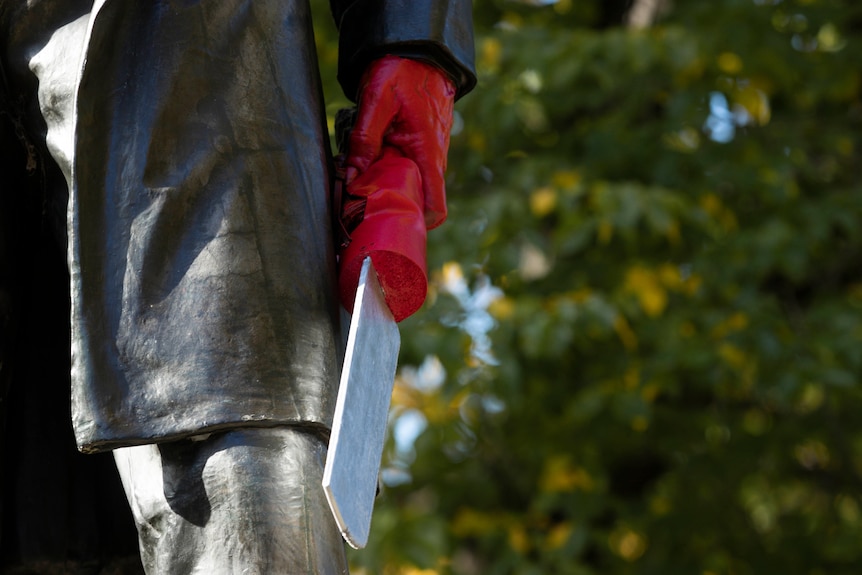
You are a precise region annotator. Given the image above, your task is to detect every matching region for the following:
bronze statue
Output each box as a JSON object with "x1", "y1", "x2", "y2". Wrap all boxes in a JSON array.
[{"x1": 0, "y1": 1, "x2": 475, "y2": 572}]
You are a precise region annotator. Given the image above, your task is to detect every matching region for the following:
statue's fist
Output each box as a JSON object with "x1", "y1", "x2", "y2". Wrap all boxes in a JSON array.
[{"x1": 345, "y1": 55, "x2": 456, "y2": 230}]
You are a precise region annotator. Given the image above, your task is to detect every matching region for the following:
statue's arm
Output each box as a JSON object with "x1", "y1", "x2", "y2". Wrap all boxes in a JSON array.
[{"x1": 329, "y1": 0, "x2": 477, "y2": 102}]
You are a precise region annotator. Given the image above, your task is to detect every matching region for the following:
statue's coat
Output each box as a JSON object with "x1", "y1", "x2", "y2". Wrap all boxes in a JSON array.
[{"x1": 13, "y1": 0, "x2": 474, "y2": 452}]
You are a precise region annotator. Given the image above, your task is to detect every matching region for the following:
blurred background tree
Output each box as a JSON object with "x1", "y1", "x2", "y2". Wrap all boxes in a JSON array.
[{"x1": 314, "y1": 0, "x2": 862, "y2": 573}]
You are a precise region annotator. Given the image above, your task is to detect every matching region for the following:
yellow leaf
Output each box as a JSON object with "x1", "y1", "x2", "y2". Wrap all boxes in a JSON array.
[
  {"x1": 508, "y1": 525, "x2": 530, "y2": 553},
  {"x1": 544, "y1": 522, "x2": 573, "y2": 551},
  {"x1": 441, "y1": 261, "x2": 464, "y2": 286},
  {"x1": 638, "y1": 288, "x2": 667, "y2": 317},
  {"x1": 658, "y1": 263, "x2": 682, "y2": 290},
  {"x1": 501, "y1": 11, "x2": 524, "y2": 28},
  {"x1": 480, "y1": 37, "x2": 502, "y2": 72},
  {"x1": 488, "y1": 296, "x2": 515, "y2": 320},
  {"x1": 631, "y1": 416, "x2": 649, "y2": 432},
  {"x1": 625, "y1": 266, "x2": 668, "y2": 317},
  {"x1": 717, "y1": 51, "x2": 743, "y2": 74},
  {"x1": 597, "y1": 219, "x2": 614, "y2": 244},
  {"x1": 540, "y1": 456, "x2": 595, "y2": 493},
  {"x1": 700, "y1": 193, "x2": 722, "y2": 216},
  {"x1": 797, "y1": 383, "x2": 824, "y2": 413},
  {"x1": 623, "y1": 366, "x2": 640, "y2": 389},
  {"x1": 553, "y1": 0, "x2": 572, "y2": 14},
  {"x1": 837, "y1": 137, "x2": 854, "y2": 157},
  {"x1": 566, "y1": 287, "x2": 592, "y2": 303},
  {"x1": 452, "y1": 508, "x2": 500, "y2": 537},
  {"x1": 530, "y1": 186, "x2": 557, "y2": 217},
  {"x1": 665, "y1": 220, "x2": 681, "y2": 245},
  {"x1": 837, "y1": 495, "x2": 860, "y2": 524},
  {"x1": 711, "y1": 312, "x2": 749, "y2": 339},
  {"x1": 663, "y1": 127, "x2": 701, "y2": 153},
  {"x1": 467, "y1": 132, "x2": 486, "y2": 153},
  {"x1": 391, "y1": 380, "x2": 421, "y2": 410},
  {"x1": 614, "y1": 315, "x2": 639, "y2": 350},
  {"x1": 817, "y1": 23, "x2": 847, "y2": 52},
  {"x1": 641, "y1": 383, "x2": 661, "y2": 402},
  {"x1": 650, "y1": 496, "x2": 671, "y2": 516},
  {"x1": 794, "y1": 440, "x2": 831, "y2": 470},
  {"x1": 718, "y1": 343, "x2": 747, "y2": 370},
  {"x1": 552, "y1": 169, "x2": 581, "y2": 190},
  {"x1": 735, "y1": 86, "x2": 771, "y2": 125},
  {"x1": 700, "y1": 193, "x2": 738, "y2": 231},
  {"x1": 608, "y1": 526, "x2": 648, "y2": 561}
]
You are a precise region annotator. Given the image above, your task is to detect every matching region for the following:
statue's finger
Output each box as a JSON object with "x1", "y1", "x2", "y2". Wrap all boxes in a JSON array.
[{"x1": 345, "y1": 67, "x2": 399, "y2": 183}]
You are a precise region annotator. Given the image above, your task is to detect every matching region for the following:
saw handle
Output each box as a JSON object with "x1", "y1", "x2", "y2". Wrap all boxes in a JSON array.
[{"x1": 337, "y1": 148, "x2": 427, "y2": 322}]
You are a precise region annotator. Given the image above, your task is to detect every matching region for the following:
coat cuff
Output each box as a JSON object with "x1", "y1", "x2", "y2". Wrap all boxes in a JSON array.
[{"x1": 336, "y1": 0, "x2": 477, "y2": 102}]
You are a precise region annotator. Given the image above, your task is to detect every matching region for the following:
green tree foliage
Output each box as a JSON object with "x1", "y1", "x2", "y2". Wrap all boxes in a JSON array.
[{"x1": 315, "y1": 1, "x2": 862, "y2": 573}]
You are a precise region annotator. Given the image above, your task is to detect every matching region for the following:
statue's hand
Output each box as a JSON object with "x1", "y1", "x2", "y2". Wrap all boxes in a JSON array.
[{"x1": 345, "y1": 55, "x2": 456, "y2": 230}]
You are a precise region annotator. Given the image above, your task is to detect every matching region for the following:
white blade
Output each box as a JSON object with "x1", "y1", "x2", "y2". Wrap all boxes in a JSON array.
[{"x1": 323, "y1": 257, "x2": 400, "y2": 549}]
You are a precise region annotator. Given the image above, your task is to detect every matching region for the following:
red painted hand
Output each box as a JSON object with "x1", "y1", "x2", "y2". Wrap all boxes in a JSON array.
[{"x1": 345, "y1": 55, "x2": 456, "y2": 230}]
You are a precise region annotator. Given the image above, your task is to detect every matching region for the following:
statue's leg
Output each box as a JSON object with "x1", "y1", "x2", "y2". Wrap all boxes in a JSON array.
[{"x1": 113, "y1": 427, "x2": 349, "y2": 575}]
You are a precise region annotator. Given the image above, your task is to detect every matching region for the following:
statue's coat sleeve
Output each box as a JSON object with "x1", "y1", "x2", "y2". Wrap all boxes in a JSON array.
[{"x1": 331, "y1": 0, "x2": 477, "y2": 100}]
